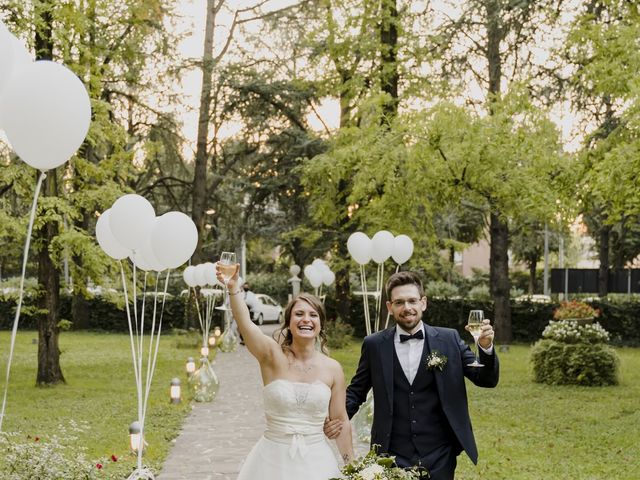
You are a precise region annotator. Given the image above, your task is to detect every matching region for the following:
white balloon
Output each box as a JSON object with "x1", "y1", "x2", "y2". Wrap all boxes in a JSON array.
[
  {"x1": 183, "y1": 266, "x2": 198, "y2": 287},
  {"x1": 312, "y1": 258, "x2": 332, "y2": 275},
  {"x1": 202, "y1": 262, "x2": 217, "y2": 286},
  {"x1": 347, "y1": 232, "x2": 372, "y2": 265},
  {"x1": 304, "y1": 265, "x2": 323, "y2": 288},
  {"x1": 194, "y1": 264, "x2": 208, "y2": 287},
  {"x1": 138, "y1": 233, "x2": 166, "y2": 272},
  {"x1": 109, "y1": 194, "x2": 155, "y2": 251},
  {"x1": 0, "y1": 32, "x2": 32, "y2": 102},
  {"x1": 149, "y1": 211, "x2": 198, "y2": 269},
  {"x1": 1, "y1": 60, "x2": 91, "y2": 170},
  {"x1": 371, "y1": 230, "x2": 395, "y2": 263},
  {"x1": 129, "y1": 251, "x2": 152, "y2": 272},
  {"x1": 392, "y1": 235, "x2": 414, "y2": 264},
  {"x1": 322, "y1": 270, "x2": 335, "y2": 286},
  {"x1": 95, "y1": 209, "x2": 129, "y2": 260}
]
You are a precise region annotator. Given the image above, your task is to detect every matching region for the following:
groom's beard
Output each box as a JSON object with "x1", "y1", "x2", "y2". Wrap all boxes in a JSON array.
[{"x1": 394, "y1": 310, "x2": 423, "y2": 333}]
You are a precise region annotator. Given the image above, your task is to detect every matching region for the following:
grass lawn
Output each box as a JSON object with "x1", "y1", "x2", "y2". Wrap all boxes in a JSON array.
[
  {"x1": 0, "y1": 330, "x2": 192, "y2": 478},
  {"x1": 2, "y1": 331, "x2": 639, "y2": 479},
  {"x1": 332, "y1": 341, "x2": 640, "y2": 479}
]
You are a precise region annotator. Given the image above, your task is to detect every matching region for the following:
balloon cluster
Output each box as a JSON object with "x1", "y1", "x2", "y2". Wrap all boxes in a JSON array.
[
  {"x1": 183, "y1": 263, "x2": 221, "y2": 289},
  {"x1": 347, "y1": 231, "x2": 414, "y2": 266},
  {"x1": 346, "y1": 231, "x2": 415, "y2": 336},
  {"x1": 303, "y1": 259, "x2": 335, "y2": 289},
  {"x1": 0, "y1": 21, "x2": 91, "y2": 171},
  {"x1": 96, "y1": 194, "x2": 198, "y2": 271}
]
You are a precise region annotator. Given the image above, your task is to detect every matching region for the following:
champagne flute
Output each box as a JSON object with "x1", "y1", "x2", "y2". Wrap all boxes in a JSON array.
[
  {"x1": 467, "y1": 310, "x2": 485, "y2": 367},
  {"x1": 218, "y1": 251, "x2": 237, "y2": 310}
]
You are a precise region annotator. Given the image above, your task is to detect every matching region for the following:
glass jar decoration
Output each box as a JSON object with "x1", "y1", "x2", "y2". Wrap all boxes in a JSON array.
[
  {"x1": 188, "y1": 356, "x2": 220, "y2": 402},
  {"x1": 218, "y1": 311, "x2": 238, "y2": 353}
]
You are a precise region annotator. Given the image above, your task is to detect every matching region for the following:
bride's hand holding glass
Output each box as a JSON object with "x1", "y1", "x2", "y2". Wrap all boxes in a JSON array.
[{"x1": 215, "y1": 260, "x2": 239, "y2": 292}]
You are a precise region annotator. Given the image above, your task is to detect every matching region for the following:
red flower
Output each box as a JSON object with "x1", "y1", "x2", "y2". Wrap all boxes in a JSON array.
[
  {"x1": 96, "y1": 463, "x2": 103, "y2": 470},
  {"x1": 111, "y1": 454, "x2": 118, "y2": 462}
]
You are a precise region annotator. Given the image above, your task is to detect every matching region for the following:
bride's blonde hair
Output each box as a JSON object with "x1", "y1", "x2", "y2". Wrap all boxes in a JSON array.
[{"x1": 274, "y1": 293, "x2": 329, "y2": 355}]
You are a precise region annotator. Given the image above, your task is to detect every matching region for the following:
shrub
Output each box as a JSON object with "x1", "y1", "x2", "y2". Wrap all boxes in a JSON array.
[
  {"x1": 553, "y1": 300, "x2": 600, "y2": 321},
  {"x1": 468, "y1": 285, "x2": 491, "y2": 302},
  {"x1": 530, "y1": 340, "x2": 619, "y2": 386},
  {"x1": 424, "y1": 281, "x2": 459, "y2": 298},
  {"x1": 325, "y1": 317, "x2": 355, "y2": 350},
  {"x1": 0, "y1": 422, "x2": 104, "y2": 479},
  {"x1": 531, "y1": 319, "x2": 619, "y2": 386}
]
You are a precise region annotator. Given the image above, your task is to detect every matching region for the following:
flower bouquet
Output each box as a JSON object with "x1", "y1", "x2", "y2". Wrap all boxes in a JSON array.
[{"x1": 331, "y1": 447, "x2": 424, "y2": 480}]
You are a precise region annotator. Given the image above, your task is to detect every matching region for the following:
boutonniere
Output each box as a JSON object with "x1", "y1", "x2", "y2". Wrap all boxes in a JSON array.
[{"x1": 426, "y1": 351, "x2": 447, "y2": 371}]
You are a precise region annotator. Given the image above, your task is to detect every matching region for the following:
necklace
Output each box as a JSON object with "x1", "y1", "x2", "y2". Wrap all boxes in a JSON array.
[
  {"x1": 288, "y1": 353, "x2": 317, "y2": 374},
  {"x1": 290, "y1": 360, "x2": 315, "y2": 373}
]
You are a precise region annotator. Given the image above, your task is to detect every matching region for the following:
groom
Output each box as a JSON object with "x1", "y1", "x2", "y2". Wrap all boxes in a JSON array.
[{"x1": 325, "y1": 271, "x2": 499, "y2": 479}]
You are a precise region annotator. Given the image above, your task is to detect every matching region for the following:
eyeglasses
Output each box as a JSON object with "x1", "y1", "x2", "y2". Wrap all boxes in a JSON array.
[{"x1": 390, "y1": 298, "x2": 422, "y2": 308}]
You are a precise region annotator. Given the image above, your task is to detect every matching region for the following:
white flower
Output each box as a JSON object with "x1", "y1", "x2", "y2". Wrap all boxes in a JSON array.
[
  {"x1": 359, "y1": 464, "x2": 385, "y2": 480},
  {"x1": 425, "y1": 351, "x2": 447, "y2": 371}
]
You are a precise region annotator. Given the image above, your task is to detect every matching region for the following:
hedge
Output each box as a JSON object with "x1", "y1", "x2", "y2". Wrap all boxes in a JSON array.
[
  {"x1": 2, "y1": 295, "x2": 639, "y2": 346},
  {"x1": 0, "y1": 294, "x2": 224, "y2": 333}
]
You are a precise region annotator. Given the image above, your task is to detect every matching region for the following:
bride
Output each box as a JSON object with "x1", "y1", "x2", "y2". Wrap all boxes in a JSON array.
[{"x1": 216, "y1": 264, "x2": 354, "y2": 479}]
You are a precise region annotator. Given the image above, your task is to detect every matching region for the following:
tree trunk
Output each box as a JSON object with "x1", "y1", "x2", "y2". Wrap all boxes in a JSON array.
[
  {"x1": 598, "y1": 224, "x2": 610, "y2": 297},
  {"x1": 485, "y1": 0, "x2": 511, "y2": 343},
  {"x1": 528, "y1": 259, "x2": 537, "y2": 294},
  {"x1": 37, "y1": 172, "x2": 65, "y2": 385},
  {"x1": 489, "y1": 213, "x2": 512, "y2": 343},
  {"x1": 380, "y1": 0, "x2": 399, "y2": 120},
  {"x1": 34, "y1": 0, "x2": 64, "y2": 385},
  {"x1": 191, "y1": 0, "x2": 217, "y2": 263}
]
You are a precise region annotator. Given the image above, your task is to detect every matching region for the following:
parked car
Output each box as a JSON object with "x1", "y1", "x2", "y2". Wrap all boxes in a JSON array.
[{"x1": 251, "y1": 294, "x2": 283, "y2": 325}]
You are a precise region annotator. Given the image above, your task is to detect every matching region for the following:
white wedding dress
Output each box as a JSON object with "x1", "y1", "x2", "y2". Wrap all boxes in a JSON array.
[{"x1": 236, "y1": 379, "x2": 342, "y2": 480}]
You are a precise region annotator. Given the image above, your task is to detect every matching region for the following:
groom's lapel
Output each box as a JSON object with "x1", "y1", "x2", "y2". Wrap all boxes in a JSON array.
[
  {"x1": 425, "y1": 323, "x2": 447, "y2": 392},
  {"x1": 380, "y1": 328, "x2": 395, "y2": 409}
]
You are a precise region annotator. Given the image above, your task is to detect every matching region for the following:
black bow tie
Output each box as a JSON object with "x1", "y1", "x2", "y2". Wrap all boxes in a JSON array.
[{"x1": 399, "y1": 330, "x2": 424, "y2": 342}]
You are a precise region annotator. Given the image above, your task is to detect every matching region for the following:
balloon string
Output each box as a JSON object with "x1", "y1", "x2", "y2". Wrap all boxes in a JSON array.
[
  {"x1": 360, "y1": 264, "x2": 371, "y2": 336},
  {"x1": 384, "y1": 263, "x2": 401, "y2": 329},
  {"x1": 142, "y1": 269, "x2": 170, "y2": 458},
  {"x1": 0, "y1": 171, "x2": 46, "y2": 432}
]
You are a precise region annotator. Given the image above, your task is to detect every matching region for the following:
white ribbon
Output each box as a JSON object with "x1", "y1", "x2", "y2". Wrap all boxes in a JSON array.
[{"x1": 286, "y1": 427, "x2": 310, "y2": 459}]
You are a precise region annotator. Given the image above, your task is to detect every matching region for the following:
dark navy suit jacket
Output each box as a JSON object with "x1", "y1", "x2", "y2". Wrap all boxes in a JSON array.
[{"x1": 345, "y1": 322, "x2": 499, "y2": 464}]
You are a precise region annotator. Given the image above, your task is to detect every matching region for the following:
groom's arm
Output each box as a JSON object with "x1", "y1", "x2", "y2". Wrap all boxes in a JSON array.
[{"x1": 345, "y1": 336, "x2": 373, "y2": 419}]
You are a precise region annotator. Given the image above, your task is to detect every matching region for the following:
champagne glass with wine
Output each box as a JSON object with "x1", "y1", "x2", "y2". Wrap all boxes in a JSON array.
[
  {"x1": 217, "y1": 251, "x2": 237, "y2": 310},
  {"x1": 467, "y1": 310, "x2": 485, "y2": 367}
]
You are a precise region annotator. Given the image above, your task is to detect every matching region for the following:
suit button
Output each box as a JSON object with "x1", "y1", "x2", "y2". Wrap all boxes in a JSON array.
[
  {"x1": 411, "y1": 405, "x2": 415, "y2": 409},
  {"x1": 412, "y1": 420, "x2": 416, "y2": 423},
  {"x1": 410, "y1": 391, "x2": 414, "y2": 395}
]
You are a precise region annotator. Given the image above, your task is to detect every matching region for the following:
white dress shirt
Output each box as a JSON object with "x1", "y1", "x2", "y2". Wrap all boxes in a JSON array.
[{"x1": 394, "y1": 325, "x2": 426, "y2": 384}]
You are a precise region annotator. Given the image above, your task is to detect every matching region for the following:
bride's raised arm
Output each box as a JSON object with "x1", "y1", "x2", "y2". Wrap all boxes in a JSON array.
[{"x1": 215, "y1": 263, "x2": 278, "y2": 364}]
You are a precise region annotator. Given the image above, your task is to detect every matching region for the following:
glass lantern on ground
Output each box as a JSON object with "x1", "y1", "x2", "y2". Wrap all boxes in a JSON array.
[
  {"x1": 170, "y1": 378, "x2": 181, "y2": 404},
  {"x1": 129, "y1": 421, "x2": 143, "y2": 453},
  {"x1": 188, "y1": 356, "x2": 220, "y2": 402},
  {"x1": 185, "y1": 357, "x2": 196, "y2": 377}
]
